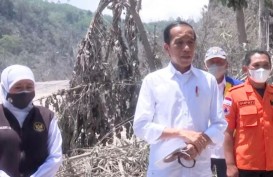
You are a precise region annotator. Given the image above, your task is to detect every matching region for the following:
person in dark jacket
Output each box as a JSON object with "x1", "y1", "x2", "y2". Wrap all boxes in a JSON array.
[{"x1": 0, "y1": 65, "x2": 62, "y2": 177}]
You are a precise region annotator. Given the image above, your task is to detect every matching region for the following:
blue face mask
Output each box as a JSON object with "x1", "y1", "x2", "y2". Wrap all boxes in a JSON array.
[{"x1": 6, "y1": 91, "x2": 35, "y2": 109}]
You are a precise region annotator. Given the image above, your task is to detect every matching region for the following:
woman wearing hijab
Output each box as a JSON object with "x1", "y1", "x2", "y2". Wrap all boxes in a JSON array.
[{"x1": 0, "y1": 65, "x2": 62, "y2": 177}]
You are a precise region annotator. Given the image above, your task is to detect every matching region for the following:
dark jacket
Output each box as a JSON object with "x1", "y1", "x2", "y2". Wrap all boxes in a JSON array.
[{"x1": 0, "y1": 105, "x2": 53, "y2": 177}]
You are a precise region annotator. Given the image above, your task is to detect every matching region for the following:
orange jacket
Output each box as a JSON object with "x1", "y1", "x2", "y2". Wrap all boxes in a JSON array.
[{"x1": 224, "y1": 78, "x2": 273, "y2": 170}]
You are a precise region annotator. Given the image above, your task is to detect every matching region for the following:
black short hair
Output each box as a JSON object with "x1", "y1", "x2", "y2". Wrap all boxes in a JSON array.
[
  {"x1": 163, "y1": 21, "x2": 196, "y2": 45},
  {"x1": 242, "y1": 50, "x2": 272, "y2": 66}
]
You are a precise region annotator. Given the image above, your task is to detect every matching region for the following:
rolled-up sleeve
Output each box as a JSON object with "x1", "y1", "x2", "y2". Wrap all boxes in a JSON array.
[
  {"x1": 133, "y1": 76, "x2": 165, "y2": 144},
  {"x1": 204, "y1": 78, "x2": 227, "y2": 146}
]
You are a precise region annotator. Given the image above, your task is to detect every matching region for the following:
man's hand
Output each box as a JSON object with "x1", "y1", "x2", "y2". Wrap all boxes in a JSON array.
[
  {"x1": 226, "y1": 164, "x2": 238, "y2": 177},
  {"x1": 182, "y1": 143, "x2": 198, "y2": 160},
  {"x1": 179, "y1": 130, "x2": 210, "y2": 153},
  {"x1": 164, "y1": 144, "x2": 198, "y2": 163},
  {"x1": 159, "y1": 128, "x2": 212, "y2": 153}
]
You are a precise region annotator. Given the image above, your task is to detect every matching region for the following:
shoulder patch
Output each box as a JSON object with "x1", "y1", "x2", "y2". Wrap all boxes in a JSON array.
[
  {"x1": 223, "y1": 106, "x2": 230, "y2": 116},
  {"x1": 223, "y1": 97, "x2": 232, "y2": 106}
]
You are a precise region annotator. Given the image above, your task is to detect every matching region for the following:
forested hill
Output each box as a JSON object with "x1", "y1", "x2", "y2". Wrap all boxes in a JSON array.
[
  {"x1": 0, "y1": 0, "x2": 175, "y2": 81},
  {"x1": 0, "y1": 0, "x2": 93, "y2": 81}
]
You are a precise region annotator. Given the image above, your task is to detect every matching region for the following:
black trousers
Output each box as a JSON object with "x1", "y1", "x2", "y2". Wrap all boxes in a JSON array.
[
  {"x1": 211, "y1": 158, "x2": 227, "y2": 177},
  {"x1": 239, "y1": 169, "x2": 273, "y2": 177}
]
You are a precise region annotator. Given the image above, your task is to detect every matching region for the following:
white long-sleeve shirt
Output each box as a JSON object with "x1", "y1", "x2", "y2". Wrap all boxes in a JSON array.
[{"x1": 133, "y1": 63, "x2": 227, "y2": 177}]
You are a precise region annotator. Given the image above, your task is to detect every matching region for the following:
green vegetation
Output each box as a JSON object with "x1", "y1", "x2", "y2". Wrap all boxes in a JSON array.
[{"x1": 0, "y1": 0, "x2": 93, "y2": 80}]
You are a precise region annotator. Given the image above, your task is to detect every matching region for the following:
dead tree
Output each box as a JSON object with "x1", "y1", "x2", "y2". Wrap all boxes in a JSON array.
[{"x1": 51, "y1": 0, "x2": 160, "y2": 153}]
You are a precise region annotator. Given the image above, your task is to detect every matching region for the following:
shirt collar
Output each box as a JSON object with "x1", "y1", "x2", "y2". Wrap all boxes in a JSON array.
[
  {"x1": 244, "y1": 78, "x2": 273, "y2": 93},
  {"x1": 166, "y1": 62, "x2": 197, "y2": 78},
  {"x1": 266, "y1": 83, "x2": 273, "y2": 93},
  {"x1": 218, "y1": 77, "x2": 226, "y2": 88},
  {"x1": 244, "y1": 78, "x2": 256, "y2": 93}
]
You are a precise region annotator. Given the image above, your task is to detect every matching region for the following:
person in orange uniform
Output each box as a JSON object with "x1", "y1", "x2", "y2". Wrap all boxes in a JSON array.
[{"x1": 223, "y1": 50, "x2": 273, "y2": 177}]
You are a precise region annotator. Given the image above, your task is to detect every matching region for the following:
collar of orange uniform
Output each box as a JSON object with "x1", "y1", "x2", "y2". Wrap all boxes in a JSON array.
[
  {"x1": 244, "y1": 78, "x2": 254, "y2": 93},
  {"x1": 244, "y1": 77, "x2": 273, "y2": 93},
  {"x1": 266, "y1": 83, "x2": 273, "y2": 93}
]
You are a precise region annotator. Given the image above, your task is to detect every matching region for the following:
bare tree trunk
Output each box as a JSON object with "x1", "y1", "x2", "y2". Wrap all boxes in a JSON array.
[
  {"x1": 266, "y1": 17, "x2": 270, "y2": 51},
  {"x1": 269, "y1": 0, "x2": 273, "y2": 50},
  {"x1": 269, "y1": 23, "x2": 273, "y2": 51},
  {"x1": 127, "y1": 0, "x2": 159, "y2": 71},
  {"x1": 259, "y1": 0, "x2": 268, "y2": 50},
  {"x1": 235, "y1": 7, "x2": 247, "y2": 45}
]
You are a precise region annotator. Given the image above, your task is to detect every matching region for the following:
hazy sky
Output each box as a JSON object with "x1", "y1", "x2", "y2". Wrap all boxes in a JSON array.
[{"x1": 49, "y1": 0, "x2": 209, "y2": 22}]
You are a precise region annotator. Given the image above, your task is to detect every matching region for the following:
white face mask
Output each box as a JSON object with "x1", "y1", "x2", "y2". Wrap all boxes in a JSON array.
[
  {"x1": 249, "y1": 68, "x2": 271, "y2": 83},
  {"x1": 207, "y1": 64, "x2": 226, "y2": 79}
]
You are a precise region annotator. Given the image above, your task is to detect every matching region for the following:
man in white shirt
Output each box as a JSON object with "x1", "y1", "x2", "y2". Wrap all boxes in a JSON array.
[
  {"x1": 133, "y1": 21, "x2": 227, "y2": 177},
  {"x1": 204, "y1": 47, "x2": 242, "y2": 177}
]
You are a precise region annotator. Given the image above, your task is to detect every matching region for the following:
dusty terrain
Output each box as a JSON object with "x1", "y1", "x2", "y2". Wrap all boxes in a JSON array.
[
  {"x1": 34, "y1": 80, "x2": 69, "y2": 99},
  {"x1": 33, "y1": 80, "x2": 69, "y2": 104}
]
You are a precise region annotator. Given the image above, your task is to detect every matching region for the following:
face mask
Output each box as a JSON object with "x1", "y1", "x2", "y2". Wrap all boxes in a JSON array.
[
  {"x1": 249, "y1": 68, "x2": 271, "y2": 83},
  {"x1": 6, "y1": 91, "x2": 35, "y2": 109},
  {"x1": 207, "y1": 64, "x2": 226, "y2": 79}
]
